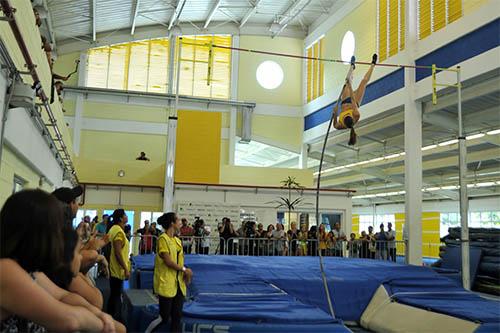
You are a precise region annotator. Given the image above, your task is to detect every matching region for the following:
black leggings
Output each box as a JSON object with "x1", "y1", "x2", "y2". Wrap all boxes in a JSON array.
[
  {"x1": 154, "y1": 288, "x2": 185, "y2": 333},
  {"x1": 107, "y1": 277, "x2": 124, "y2": 322}
]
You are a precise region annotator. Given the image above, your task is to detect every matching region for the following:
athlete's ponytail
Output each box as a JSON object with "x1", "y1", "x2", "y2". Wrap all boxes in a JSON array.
[{"x1": 348, "y1": 127, "x2": 357, "y2": 146}]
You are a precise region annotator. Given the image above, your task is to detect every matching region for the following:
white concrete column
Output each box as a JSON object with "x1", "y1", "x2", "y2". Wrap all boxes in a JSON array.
[
  {"x1": 72, "y1": 52, "x2": 87, "y2": 156},
  {"x1": 229, "y1": 108, "x2": 236, "y2": 165},
  {"x1": 167, "y1": 37, "x2": 177, "y2": 95},
  {"x1": 299, "y1": 143, "x2": 308, "y2": 169},
  {"x1": 404, "y1": 0, "x2": 422, "y2": 265},
  {"x1": 228, "y1": 36, "x2": 240, "y2": 166},
  {"x1": 163, "y1": 116, "x2": 178, "y2": 212}
]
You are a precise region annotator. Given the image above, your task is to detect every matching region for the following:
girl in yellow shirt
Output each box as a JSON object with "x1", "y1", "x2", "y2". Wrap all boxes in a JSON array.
[
  {"x1": 106, "y1": 209, "x2": 130, "y2": 322},
  {"x1": 148, "y1": 212, "x2": 193, "y2": 333}
]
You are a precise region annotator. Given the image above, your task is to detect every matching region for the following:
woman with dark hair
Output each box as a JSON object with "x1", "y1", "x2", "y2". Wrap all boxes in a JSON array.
[
  {"x1": 333, "y1": 54, "x2": 377, "y2": 145},
  {"x1": 147, "y1": 212, "x2": 193, "y2": 333},
  {"x1": 106, "y1": 209, "x2": 130, "y2": 322},
  {"x1": 0, "y1": 189, "x2": 115, "y2": 332}
]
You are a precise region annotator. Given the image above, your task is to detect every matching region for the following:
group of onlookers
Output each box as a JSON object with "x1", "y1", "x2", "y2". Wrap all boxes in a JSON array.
[{"x1": 178, "y1": 217, "x2": 397, "y2": 261}]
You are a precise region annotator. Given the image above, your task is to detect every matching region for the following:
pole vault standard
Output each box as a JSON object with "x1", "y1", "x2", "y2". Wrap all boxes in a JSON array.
[{"x1": 432, "y1": 66, "x2": 468, "y2": 290}]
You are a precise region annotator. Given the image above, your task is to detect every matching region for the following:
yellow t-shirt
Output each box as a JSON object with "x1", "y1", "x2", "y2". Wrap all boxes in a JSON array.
[
  {"x1": 154, "y1": 233, "x2": 187, "y2": 298},
  {"x1": 108, "y1": 225, "x2": 130, "y2": 280}
]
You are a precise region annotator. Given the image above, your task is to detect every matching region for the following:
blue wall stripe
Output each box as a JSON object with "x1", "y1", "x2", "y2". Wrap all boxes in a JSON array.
[
  {"x1": 304, "y1": 69, "x2": 404, "y2": 131},
  {"x1": 416, "y1": 18, "x2": 500, "y2": 81},
  {"x1": 305, "y1": 18, "x2": 500, "y2": 132}
]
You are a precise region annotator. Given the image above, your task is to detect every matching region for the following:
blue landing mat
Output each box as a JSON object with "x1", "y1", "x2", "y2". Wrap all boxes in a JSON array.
[{"x1": 129, "y1": 255, "x2": 500, "y2": 331}]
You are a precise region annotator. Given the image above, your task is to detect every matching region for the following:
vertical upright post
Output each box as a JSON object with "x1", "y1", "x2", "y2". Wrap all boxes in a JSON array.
[
  {"x1": 457, "y1": 66, "x2": 470, "y2": 289},
  {"x1": 404, "y1": 0, "x2": 423, "y2": 265},
  {"x1": 163, "y1": 38, "x2": 182, "y2": 212},
  {"x1": 299, "y1": 144, "x2": 308, "y2": 169}
]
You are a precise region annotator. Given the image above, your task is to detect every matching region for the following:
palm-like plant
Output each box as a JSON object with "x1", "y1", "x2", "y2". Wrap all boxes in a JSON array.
[{"x1": 268, "y1": 177, "x2": 310, "y2": 226}]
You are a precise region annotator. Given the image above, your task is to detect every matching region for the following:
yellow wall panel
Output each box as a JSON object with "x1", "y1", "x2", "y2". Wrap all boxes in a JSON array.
[
  {"x1": 419, "y1": 0, "x2": 432, "y2": 39},
  {"x1": 251, "y1": 115, "x2": 303, "y2": 150},
  {"x1": 79, "y1": 130, "x2": 166, "y2": 162},
  {"x1": 312, "y1": 43, "x2": 318, "y2": 100},
  {"x1": 389, "y1": 0, "x2": 399, "y2": 57},
  {"x1": 433, "y1": 0, "x2": 447, "y2": 32},
  {"x1": 0, "y1": 146, "x2": 52, "y2": 207},
  {"x1": 448, "y1": 0, "x2": 463, "y2": 23},
  {"x1": 62, "y1": 99, "x2": 76, "y2": 116},
  {"x1": 352, "y1": 215, "x2": 360, "y2": 235},
  {"x1": 319, "y1": 39, "x2": 325, "y2": 98},
  {"x1": 307, "y1": 48, "x2": 312, "y2": 102},
  {"x1": 75, "y1": 158, "x2": 165, "y2": 186},
  {"x1": 238, "y1": 36, "x2": 302, "y2": 106},
  {"x1": 324, "y1": 0, "x2": 377, "y2": 93},
  {"x1": 83, "y1": 101, "x2": 168, "y2": 123},
  {"x1": 378, "y1": 0, "x2": 388, "y2": 61},
  {"x1": 463, "y1": 0, "x2": 490, "y2": 15},
  {"x1": 400, "y1": 0, "x2": 406, "y2": 50},
  {"x1": 175, "y1": 111, "x2": 221, "y2": 184},
  {"x1": 220, "y1": 165, "x2": 313, "y2": 187}
]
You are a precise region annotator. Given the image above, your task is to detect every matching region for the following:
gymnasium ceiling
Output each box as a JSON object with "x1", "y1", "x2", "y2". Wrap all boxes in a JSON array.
[{"x1": 42, "y1": 0, "x2": 342, "y2": 52}]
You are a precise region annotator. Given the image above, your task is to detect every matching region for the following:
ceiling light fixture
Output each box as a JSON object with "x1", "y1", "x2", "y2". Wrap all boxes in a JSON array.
[
  {"x1": 438, "y1": 139, "x2": 458, "y2": 146},
  {"x1": 487, "y1": 128, "x2": 500, "y2": 135}
]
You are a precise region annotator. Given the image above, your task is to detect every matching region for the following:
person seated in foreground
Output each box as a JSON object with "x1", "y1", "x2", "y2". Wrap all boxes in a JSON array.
[{"x1": 0, "y1": 189, "x2": 121, "y2": 332}]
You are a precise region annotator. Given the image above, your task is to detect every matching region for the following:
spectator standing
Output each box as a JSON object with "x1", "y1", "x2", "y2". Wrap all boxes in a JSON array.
[
  {"x1": 287, "y1": 222, "x2": 299, "y2": 256},
  {"x1": 218, "y1": 217, "x2": 236, "y2": 255},
  {"x1": 387, "y1": 222, "x2": 397, "y2": 262},
  {"x1": 95, "y1": 214, "x2": 109, "y2": 235},
  {"x1": 327, "y1": 231, "x2": 336, "y2": 256},
  {"x1": 332, "y1": 223, "x2": 346, "y2": 257},
  {"x1": 318, "y1": 224, "x2": 328, "y2": 256},
  {"x1": 308, "y1": 226, "x2": 318, "y2": 256},
  {"x1": 265, "y1": 224, "x2": 275, "y2": 256},
  {"x1": 272, "y1": 223, "x2": 286, "y2": 256},
  {"x1": 148, "y1": 212, "x2": 193, "y2": 333},
  {"x1": 106, "y1": 209, "x2": 130, "y2": 322},
  {"x1": 297, "y1": 224, "x2": 308, "y2": 256},
  {"x1": 347, "y1": 233, "x2": 360, "y2": 258},
  {"x1": 150, "y1": 222, "x2": 160, "y2": 253},
  {"x1": 194, "y1": 219, "x2": 210, "y2": 255},
  {"x1": 368, "y1": 226, "x2": 376, "y2": 259},
  {"x1": 180, "y1": 219, "x2": 194, "y2": 254},
  {"x1": 136, "y1": 220, "x2": 154, "y2": 255},
  {"x1": 256, "y1": 223, "x2": 266, "y2": 256},
  {"x1": 376, "y1": 224, "x2": 388, "y2": 260},
  {"x1": 359, "y1": 231, "x2": 370, "y2": 258}
]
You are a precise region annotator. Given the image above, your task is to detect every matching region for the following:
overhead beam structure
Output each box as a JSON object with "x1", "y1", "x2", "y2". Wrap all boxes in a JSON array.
[
  {"x1": 204, "y1": 0, "x2": 222, "y2": 29},
  {"x1": 168, "y1": 0, "x2": 187, "y2": 30},
  {"x1": 92, "y1": 0, "x2": 96, "y2": 41},
  {"x1": 130, "y1": 0, "x2": 141, "y2": 35},
  {"x1": 240, "y1": 0, "x2": 261, "y2": 28},
  {"x1": 273, "y1": 0, "x2": 312, "y2": 38}
]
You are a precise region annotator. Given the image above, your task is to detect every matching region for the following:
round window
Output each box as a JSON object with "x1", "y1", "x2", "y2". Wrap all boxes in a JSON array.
[
  {"x1": 256, "y1": 61, "x2": 284, "y2": 90},
  {"x1": 341, "y1": 31, "x2": 355, "y2": 63}
]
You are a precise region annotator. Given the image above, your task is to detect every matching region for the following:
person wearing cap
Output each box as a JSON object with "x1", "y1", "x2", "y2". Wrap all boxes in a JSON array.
[{"x1": 52, "y1": 186, "x2": 108, "y2": 274}]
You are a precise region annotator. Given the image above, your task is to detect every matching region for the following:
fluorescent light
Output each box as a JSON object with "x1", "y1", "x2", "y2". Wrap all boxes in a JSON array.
[
  {"x1": 385, "y1": 153, "x2": 401, "y2": 159},
  {"x1": 422, "y1": 144, "x2": 437, "y2": 151},
  {"x1": 487, "y1": 129, "x2": 500, "y2": 135},
  {"x1": 400, "y1": 152, "x2": 406, "y2": 156},
  {"x1": 357, "y1": 160, "x2": 370, "y2": 165},
  {"x1": 467, "y1": 184, "x2": 475, "y2": 188},
  {"x1": 369, "y1": 157, "x2": 384, "y2": 163},
  {"x1": 466, "y1": 133, "x2": 485, "y2": 140},
  {"x1": 476, "y1": 182, "x2": 495, "y2": 187},
  {"x1": 441, "y1": 185, "x2": 458, "y2": 190},
  {"x1": 426, "y1": 187, "x2": 441, "y2": 191},
  {"x1": 333, "y1": 166, "x2": 346, "y2": 171},
  {"x1": 438, "y1": 139, "x2": 458, "y2": 146}
]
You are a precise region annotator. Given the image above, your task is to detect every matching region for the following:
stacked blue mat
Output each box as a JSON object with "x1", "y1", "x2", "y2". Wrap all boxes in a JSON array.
[{"x1": 130, "y1": 255, "x2": 500, "y2": 332}]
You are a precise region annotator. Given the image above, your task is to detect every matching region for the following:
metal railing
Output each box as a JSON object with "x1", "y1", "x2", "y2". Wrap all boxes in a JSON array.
[{"x1": 128, "y1": 235, "x2": 442, "y2": 262}]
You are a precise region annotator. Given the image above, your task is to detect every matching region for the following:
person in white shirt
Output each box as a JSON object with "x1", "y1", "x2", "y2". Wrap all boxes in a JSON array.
[
  {"x1": 387, "y1": 222, "x2": 397, "y2": 262},
  {"x1": 332, "y1": 223, "x2": 346, "y2": 257}
]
